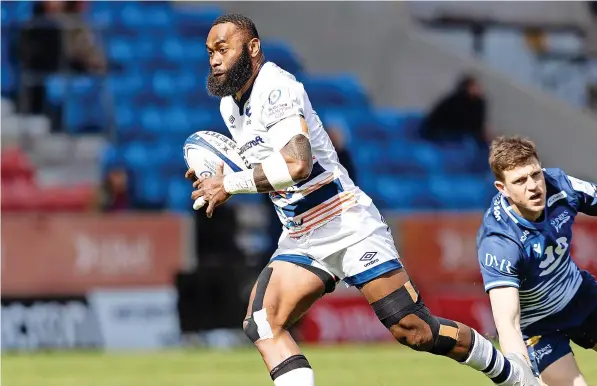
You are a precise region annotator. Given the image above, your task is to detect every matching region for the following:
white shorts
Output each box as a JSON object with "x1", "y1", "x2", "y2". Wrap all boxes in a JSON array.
[{"x1": 271, "y1": 203, "x2": 403, "y2": 287}]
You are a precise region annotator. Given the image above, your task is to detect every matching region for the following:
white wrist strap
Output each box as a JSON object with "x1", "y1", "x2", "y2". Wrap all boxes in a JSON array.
[
  {"x1": 223, "y1": 170, "x2": 257, "y2": 194},
  {"x1": 262, "y1": 152, "x2": 295, "y2": 191}
]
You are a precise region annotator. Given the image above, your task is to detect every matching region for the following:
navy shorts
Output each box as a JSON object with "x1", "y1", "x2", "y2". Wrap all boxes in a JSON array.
[{"x1": 525, "y1": 271, "x2": 597, "y2": 374}]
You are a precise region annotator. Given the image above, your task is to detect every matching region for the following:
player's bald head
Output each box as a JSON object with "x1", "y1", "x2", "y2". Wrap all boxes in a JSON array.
[{"x1": 211, "y1": 13, "x2": 259, "y2": 43}]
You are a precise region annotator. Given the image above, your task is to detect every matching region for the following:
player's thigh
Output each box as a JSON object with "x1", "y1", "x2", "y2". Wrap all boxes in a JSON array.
[
  {"x1": 540, "y1": 353, "x2": 587, "y2": 386},
  {"x1": 569, "y1": 283, "x2": 597, "y2": 352},
  {"x1": 243, "y1": 260, "x2": 328, "y2": 337},
  {"x1": 527, "y1": 334, "x2": 578, "y2": 384},
  {"x1": 339, "y1": 225, "x2": 405, "y2": 293}
]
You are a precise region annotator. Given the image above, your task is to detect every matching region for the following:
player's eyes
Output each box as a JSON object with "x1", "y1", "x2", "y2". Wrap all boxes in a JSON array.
[{"x1": 219, "y1": 48, "x2": 228, "y2": 54}]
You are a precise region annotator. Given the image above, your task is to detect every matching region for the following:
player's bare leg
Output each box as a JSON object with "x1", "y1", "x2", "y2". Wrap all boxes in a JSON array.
[
  {"x1": 539, "y1": 353, "x2": 588, "y2": 386},
  {"x1": 243, "y1": 260, "x2": 331, "y2": 386},
  {"x1": 359, "y1": 268, "x2": 540, "y2": 386}
]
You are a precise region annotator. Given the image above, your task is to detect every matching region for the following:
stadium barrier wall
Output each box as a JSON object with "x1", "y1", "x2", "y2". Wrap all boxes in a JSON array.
[
  {"x1": 1, "y1": 213, "x2": 189, "y2": 351},
  {"x1": 2, "y1": 212, "x2": 596, "y2": 350}
]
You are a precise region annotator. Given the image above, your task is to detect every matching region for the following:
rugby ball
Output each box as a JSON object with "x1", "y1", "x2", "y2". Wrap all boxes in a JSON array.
[{"x1": 183, "y1": 131, "x2": 249, "y2": 210}]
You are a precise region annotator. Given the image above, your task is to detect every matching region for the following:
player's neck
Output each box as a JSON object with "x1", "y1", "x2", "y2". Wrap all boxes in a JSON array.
[
  {"x1": 508, "y1": 198, "x2": 543, "y2": 222},
  {"x1": 234, "y1": 57, "x2": 265, "y2": 101}
]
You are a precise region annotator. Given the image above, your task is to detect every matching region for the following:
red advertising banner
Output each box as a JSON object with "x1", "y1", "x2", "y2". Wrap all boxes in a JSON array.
[
  {"x1": 1, "y1": 214, "x2": 188, "y2": 296},
  {"x1": 394, "y1": 213, "x2": 485, "y2": 289},
  {"x1": 296, "y1": 294, "x2": 394, "y2": 343}
]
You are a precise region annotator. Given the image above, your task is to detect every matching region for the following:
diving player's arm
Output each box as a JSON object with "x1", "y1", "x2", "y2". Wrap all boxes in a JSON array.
[
  {"x1": 565, "y1": 174, "x2": 597, "y2": 216},
  {"x1": 477, "y1": 235, "x2": 529, "y2": 362},
  {"x1": 488, "y1": 287, "x2": 530, "y2": 363},
  {"x1": 223, "y1": 86, "x2": 312, "y2": 194}
]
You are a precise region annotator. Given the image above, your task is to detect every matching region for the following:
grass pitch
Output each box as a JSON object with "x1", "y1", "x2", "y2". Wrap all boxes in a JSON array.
[{"x1": 3, "y1": 344, "x2": 596, "y2": 386}]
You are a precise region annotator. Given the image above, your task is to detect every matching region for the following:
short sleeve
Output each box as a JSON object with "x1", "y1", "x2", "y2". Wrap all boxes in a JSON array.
[
  {"x1": 477, "y1": 235, "x2": 522, "y2": 292},
  {"x1": 565, "y1": 175, "x2": 597, "y2": 216},
  {"x1": 260, "y1": 87, "x2": 305, "y2": 130},
  {"x1": 260, "y1": 86, "x2": 308, "y2": 151}
]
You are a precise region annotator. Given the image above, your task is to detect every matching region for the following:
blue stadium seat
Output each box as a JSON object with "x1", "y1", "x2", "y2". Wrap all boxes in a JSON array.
[
  {"x1": 261, "y1": 41, "x2": 303, "y2": 75},
  {"x1": 302, "y1": 75, "x2": 369, "y2": 108},
  {"x1": 429, "y1": 175, "x2": 490, "y2": 209},
  {"x1": 173, "y1": 5, "x2": 222, "y2": 37},
  {"x1": 1, "y1": 1, "x2": 32, "y2": 24},
  {"x1": 122, "y1": 141, "x2": 151, "y2": 170},
  {"x1": 167, "y1": 178, "x2": 193, "y2": 213},
  {"x1": 375, "y1": 177, "x2": 432, "y2": 210},
  {"x1": 382, "y1": 141, "x2": 443, "y2": 175},
  {"x1": 133, "y1": 170, "x2": 168, "y2": 207},
  {"x1": 140, "y1": 106, "x2": 163, "y2": 134},
  {"x1": 1, "y1": 62, "x2": 15, "y2": 95},
  {"x1": 107, "y1": 37, "x2": 135, "y2": 62}
]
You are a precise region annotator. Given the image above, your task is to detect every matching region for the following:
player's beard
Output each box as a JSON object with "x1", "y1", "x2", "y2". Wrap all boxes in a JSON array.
[{"x1": 207, "y1": 45, "x2": 253, "y2": 98}]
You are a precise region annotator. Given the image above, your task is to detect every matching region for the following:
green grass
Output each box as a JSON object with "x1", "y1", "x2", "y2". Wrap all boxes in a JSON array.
[{"x1": 3, "y1": 344, "x2": 596, "y2": 386}]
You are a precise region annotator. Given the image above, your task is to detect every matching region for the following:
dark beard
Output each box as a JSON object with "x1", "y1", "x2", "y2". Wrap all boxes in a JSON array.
[{"x1": 207, "y1": 46, "x2": 254, "y2": 98}]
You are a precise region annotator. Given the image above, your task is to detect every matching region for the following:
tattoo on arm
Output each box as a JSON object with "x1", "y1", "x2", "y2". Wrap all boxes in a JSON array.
[
  {"x1": 252, "y1": 134, "x2": 313, "y2": 193},
  {"x1": 280, "y1": 134, "x2": 312, "y2": 162},
  {"x1": 253, "y1": 165, "x2": 274, "y2": 193}
]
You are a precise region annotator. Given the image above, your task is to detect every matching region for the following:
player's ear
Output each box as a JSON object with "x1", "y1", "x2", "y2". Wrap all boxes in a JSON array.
[
  {"x1": 494, "y1": 180, "x2": 508, "y2": 197},
  {"x1": 248, "y1": 38, "x2": 260, "y2": 58}
]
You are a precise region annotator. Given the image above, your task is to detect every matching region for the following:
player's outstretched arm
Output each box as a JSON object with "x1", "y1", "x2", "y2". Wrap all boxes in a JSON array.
[{"x1": 488, "y1": 287, "x2": 530, "y2": 363}]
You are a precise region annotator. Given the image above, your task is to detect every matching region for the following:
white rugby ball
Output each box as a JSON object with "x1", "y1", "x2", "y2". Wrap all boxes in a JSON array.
[{"x1": 183, "y1": 131, "x2": 249, "y2": 210}]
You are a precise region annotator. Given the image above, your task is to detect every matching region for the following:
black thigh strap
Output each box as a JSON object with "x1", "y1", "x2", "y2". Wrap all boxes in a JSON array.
[{"x1": 295, "y1": 262, "x2": 337, "y2": 294}]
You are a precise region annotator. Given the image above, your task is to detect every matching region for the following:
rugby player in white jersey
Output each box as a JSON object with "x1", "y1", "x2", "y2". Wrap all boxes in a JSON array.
[{"x1": 186, "y1": 14, "x2": 539, "y2": 386}]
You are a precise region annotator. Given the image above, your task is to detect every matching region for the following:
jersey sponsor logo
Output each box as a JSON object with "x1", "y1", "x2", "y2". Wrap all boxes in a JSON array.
[
  {"x1": 238, "y1": 136, "x2": 265, "y2": 155},
  {"x1": 520, "y1": 230, "x2": 530, "y2": 242},
  {"x1": 533, "y1": 243, "x2": 542, "y2": 256},
  {"x1": 550, "y1": 211, "x2": 570, "y2": 233},
  {"x1": 530, "y1": 344, "x2": 552, "y2": 363},
  {"x1": 484, "y1": 253, "x2": 513, "y2": 274},
  {"x1": 493, "y1": 197, "x2": 502, "y2": 221},
  {"x1": 268, "y1": 89, "x2": 282, "y2": 105},
  {"x1": 360, "y1": 252, "x2": 379, "y2": 268},
  {"x1": 547, "y1": 190, "x2": 568, "y2": 207},
  {"x1": 265, "y1": 102, "x2": 293, "y2": 122}
]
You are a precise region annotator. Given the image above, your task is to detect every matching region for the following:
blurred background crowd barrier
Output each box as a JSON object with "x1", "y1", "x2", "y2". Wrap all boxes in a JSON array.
[{"x1": 2, "y1": 1, "x2": 597, "y2": 351}]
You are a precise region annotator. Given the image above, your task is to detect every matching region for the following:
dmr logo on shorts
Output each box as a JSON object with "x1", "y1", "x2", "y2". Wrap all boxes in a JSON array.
[{"x1": 360, "y1": 252, "x2": 379, "y2": 268}]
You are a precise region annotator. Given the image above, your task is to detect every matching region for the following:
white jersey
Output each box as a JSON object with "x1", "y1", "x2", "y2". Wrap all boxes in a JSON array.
[{"x1": 220, "y1": 62, "x2": 375, "y2": 243}]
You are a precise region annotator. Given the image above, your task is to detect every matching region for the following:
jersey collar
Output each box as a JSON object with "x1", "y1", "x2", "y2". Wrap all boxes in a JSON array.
[{"x1": 500, "y1": 195, "x2": 547, "y2": 230}]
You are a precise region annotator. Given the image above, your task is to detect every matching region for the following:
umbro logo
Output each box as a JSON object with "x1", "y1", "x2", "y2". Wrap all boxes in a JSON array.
[
  {"x1": 228, "y1": 115, "x2": 235, "y2": 124},
  {"x1": 360, "y1": 252, "x2": 377, "y2": 261}
]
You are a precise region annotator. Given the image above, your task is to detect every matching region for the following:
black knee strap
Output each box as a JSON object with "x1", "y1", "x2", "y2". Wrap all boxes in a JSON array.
[
  {"x1": 370, "y1": 281, "x2": 459, "y2": 355},
  {"x1": 430, "y1": 317, "x2": 459, "y2": 356},
  {"x1": 371, "y1": 281, "x2": 423, "y2": 329},
  {"x1": 270, "y1": 354, "x2": 311, "y2": 380}
]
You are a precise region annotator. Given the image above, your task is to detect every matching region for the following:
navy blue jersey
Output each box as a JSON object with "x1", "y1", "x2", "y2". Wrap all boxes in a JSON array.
[{"x1": 477, "y1": 168, "x2": 597, "y2": 335}]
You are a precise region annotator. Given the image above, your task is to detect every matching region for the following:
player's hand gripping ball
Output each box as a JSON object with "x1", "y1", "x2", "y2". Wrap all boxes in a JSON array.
[{"x1": 190, "y1": 162, "x2": 231, "y2": 218}]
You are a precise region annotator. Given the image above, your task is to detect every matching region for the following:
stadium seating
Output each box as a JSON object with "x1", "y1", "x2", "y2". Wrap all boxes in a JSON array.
[{"x1": 1, "y1": 1, "x2": 493, "y2": 213}]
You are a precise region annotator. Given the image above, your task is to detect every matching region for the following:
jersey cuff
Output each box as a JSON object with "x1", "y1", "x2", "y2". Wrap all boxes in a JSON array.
[{"x1": 484, "y1": 280, "x2": 520, "y2": 292}]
